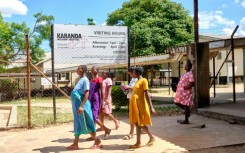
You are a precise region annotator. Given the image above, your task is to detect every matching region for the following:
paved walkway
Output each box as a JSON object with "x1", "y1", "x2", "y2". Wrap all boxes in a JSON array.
[{"x1": 1, "y1": 115, "x2": 245, "y2": 153}]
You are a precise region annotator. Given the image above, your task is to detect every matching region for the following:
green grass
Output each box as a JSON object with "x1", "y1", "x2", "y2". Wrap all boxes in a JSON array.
[
  {"x1": 17, "y1": 106, "x2": 73, "y2": 128},
  {"x1": 17, "y1": 104, "x2": 181, "y2": 128},
  {"x1": 3, "y1": 96, "x2": 70, "y2": 105}
]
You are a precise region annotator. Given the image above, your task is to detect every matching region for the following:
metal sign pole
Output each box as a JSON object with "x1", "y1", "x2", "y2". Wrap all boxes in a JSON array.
[{"x1": 25, "y1": 34, "x2": 31, "y2": 128}]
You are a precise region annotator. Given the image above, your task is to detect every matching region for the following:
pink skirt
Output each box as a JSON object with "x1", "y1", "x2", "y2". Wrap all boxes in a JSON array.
[{"x1": 103, "y1": 103, "x2": 112, "y2": 114}]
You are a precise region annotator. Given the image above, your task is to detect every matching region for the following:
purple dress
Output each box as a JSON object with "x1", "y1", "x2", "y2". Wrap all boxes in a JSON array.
[{"x1": 88, "y1": 77, "x2": 102, "y2": 122}]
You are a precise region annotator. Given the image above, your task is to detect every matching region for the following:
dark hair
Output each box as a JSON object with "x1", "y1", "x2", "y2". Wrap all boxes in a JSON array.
[
  {"x1": 133, "y1": 67, "x2": 143, "y2": 75},
  {"x1": 92, "y1": 65, "x2": 99, "y2": 72},
  {"x1": 102, "y1": 70, "x2": 109, "y2": 76},
  {"x1": 78, "y1": 65, "x2": 87, "y2": 72},
  {"x1": 186, "y1": 60, "x2": 192, "y2": 70},
  {"x1": 128, "y1": 67, "x2": 135, "y2": 72}
]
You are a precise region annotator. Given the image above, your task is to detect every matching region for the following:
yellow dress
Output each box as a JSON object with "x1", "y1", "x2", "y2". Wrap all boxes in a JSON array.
[{"x1": 129, "y1": 78, "x2": 152, "y2": 126}]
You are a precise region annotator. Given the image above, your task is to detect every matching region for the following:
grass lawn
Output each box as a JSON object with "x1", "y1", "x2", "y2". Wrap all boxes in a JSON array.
[
  {"x1": 17, "y1": 106, "x2": 73, "y2": 128},
  {"x1": 17, "y1": 105, "x2": 181, "y2": 128},
  {"x1": 2, "y1": 96, "x2": 70, "y2": 105}
]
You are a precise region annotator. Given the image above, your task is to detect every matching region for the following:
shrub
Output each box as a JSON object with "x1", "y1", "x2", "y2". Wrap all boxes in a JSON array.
[
  {"x1": 111, "y1": 85, "x2": 128, "y2": 111},
  {"x1": 0, "y1": 79, "x2": 17, "y2": 102}
]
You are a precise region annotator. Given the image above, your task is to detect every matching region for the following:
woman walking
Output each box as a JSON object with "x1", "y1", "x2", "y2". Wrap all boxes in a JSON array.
[
  {"x1": 129, "y1": 67, "x2": 156, "y2": 149},
  {"x1": 66, "y1": 65, "x2": 102, "y2": 150},
  {"x1": 88, "y1": 65, "x2": 111, "y2": 140},
  {"x1": 100, "y1": 71, "x2": 120, "y2": 129}
]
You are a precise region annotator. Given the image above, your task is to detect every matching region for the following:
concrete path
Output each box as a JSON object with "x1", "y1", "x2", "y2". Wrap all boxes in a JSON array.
[{"x1": 1, "y1": 115, "x2": 245, "y2": 153}]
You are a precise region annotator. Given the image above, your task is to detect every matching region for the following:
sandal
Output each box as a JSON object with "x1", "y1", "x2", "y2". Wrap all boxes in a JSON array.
[
  {"x1": 145, "y1": 138, "x2": 155, "y2": 147},
  {"x1": 104, "y1": 129, "x2": 111, "y2": 140},
  {"x1": 122, "y1": 134, "x2": 134, "y2": 140},
  {"x1": 129, "y1": 144, "x2": 141, "y2": 149},
  {"x1": 177, "y1": 120, "x2": 190, "y2": 124},
  {"x1": 89, "y1": 144, "x2": 103, "y2": 149},
  {"x1": 141, "y1": 130, "x2": 147, "y2": 134},
  {"x1": 85, "y1": 137, "x2": 94, "y2": 141}
]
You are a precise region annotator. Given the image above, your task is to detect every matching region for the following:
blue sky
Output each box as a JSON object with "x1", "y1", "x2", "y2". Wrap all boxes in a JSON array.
[{"x1": 1, "y1": 0, "x2": 245, "y2": 49}]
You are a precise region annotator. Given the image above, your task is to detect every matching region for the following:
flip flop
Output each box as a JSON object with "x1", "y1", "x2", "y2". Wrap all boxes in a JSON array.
[
  {"x1": 89, "y1": 144, "x2": 103, "y2": 149},
  {"x1": 129, "y1": 144, "x2": 141, "y2": 149},
  {"x1": 177, "y1": 120, "x2": 190, "y2": 124},
  {"x1": 141, "y1": 130, "x2": 147, "y2": 134},
  {"x1": 122, "y1": 134, "x2": 134, "y2": 140},
  {"x1": 104, "y1": 129, "x2": 111, "y2": 140},
  {"x1": 145, "y1": 139, "x2": 155, "y2": 147},
  {"x1": 85, "y1": 137, "x2": 94, "y2": 141},
  {"x1": 66, "y1": 145, "x2": 79, "y2": 150}
]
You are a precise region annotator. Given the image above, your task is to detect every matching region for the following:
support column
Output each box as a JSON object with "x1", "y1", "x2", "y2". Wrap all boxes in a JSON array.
[
  {"x1": 243, "y1": 48, "x2": 245, "y2": 93},
  {"x1": 195, "y1": 43, "x2": 210, "y2": 108}
]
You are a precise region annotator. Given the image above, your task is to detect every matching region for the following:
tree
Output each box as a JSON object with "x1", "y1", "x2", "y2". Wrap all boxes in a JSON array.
[
  {"x1": 0, "y1": 12, "x2": 54, "y2": 67},
  {"x1": 106, "y1": 0, "x2": 194, "y2": 56},
  {"x1": 87, "y1": 18, "x2": 96, "y2": 25}
]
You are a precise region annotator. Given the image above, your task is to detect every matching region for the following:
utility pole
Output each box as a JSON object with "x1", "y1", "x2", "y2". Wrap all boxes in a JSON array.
[{"x1": 194, "y1": 0, "x2": 199, "y2": 43}]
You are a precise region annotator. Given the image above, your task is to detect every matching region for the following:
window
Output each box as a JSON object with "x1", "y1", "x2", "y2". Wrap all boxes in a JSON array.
[{"x1": 58, "y1": 73, "x2": 69, "y2": 81}]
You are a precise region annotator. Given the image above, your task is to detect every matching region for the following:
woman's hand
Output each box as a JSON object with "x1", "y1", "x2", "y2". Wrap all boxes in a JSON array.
[
  {"x1": 150, "y1": 107, "x2": 157, "y2": 115},
  {"x1": 77, "y1": 106, "x2": 84, "y2": 114}
]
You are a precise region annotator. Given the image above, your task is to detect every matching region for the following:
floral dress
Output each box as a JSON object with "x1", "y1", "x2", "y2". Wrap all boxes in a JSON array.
[{"x1": 174, "y1": 71, "x2": 194, "y2": 106}]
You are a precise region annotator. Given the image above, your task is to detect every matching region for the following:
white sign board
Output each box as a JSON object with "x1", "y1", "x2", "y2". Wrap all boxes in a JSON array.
[
  {"x1": 53, "y1": 24, "x2": 128, "y2": 64},
  {"x1": 41, "y1": 78, "x2": 52, "y2": 86}
]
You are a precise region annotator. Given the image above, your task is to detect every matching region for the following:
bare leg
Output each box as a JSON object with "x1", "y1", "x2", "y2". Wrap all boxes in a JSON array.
[
  {"x1": 123, "y1": 123, "x2": 134, "y2": 140},
  {"x1": 95, "y1": 119, "x2": 111, "y2": 139},
  {"x1": 141, "y1": 126, "x2": 155, "y2": 147},
  {"x1": 89, "y1": 132, "x2": 103, "y2": 149},
  {"x1": 66, "y1": 136, "x2": 80, "y2": 150},
  {"x1": 105, "y1": 114, "x2": 120, "y2": 129},
  {"x1": 135, "y1": 124, "x2": 141, "y2": 146},
  {"x1": 99, "y1": 111, "x2": 104, "y2": 125},
  {"x1": 175, "y1": 103, "x2": 185, "y2": 109},
  {"x1": 184, "y1": 106, "x2": 190, "y2": 123},
  {"x1": 141, "y1": 126, "x2": 155, "y2": 140}
]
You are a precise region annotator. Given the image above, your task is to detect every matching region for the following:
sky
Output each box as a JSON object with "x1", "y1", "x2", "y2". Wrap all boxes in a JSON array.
[{"x1": 0, "y1": 0, "x2": 245, "y2": 50}]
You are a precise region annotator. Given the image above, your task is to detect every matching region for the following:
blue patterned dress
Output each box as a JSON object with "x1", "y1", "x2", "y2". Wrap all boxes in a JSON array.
[{"x1": 71, "y1": 76, "x2": 96, "y2": 137}]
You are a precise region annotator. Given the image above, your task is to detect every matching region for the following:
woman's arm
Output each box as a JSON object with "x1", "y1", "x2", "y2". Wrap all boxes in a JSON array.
[
  {"x1": 77, "y1": 90, "x2": 89, "y2": 114},
  {"x1": 105, "y1": 85, "x2": 112, "y2": 105},
  {"x1": 99, "y1": 82, "x2": 104, "y2": 104},
  {"x1": 184, "y1": 82, "x2": 194, "y2": 90},
  {"x1": 145, "y1": 90, "x2": 156, "y2": 114}
]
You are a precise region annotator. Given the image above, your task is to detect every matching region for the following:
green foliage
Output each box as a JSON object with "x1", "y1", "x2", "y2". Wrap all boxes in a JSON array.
[
  {"x1": 0, "y1": 12, "x2": 54, "y2": 65},
  {"x1": 106, "y1": 0, "x2": 194, "y2": 56},
  {"x1": 0, "y1": 79, "x2": 18, "y2": 101},
  {"x1": 111, "y1": 85, "x2": 128, "y2": 110},
  {"x1": 87, "y1": 18, "x2": 96, "y2": 25}
]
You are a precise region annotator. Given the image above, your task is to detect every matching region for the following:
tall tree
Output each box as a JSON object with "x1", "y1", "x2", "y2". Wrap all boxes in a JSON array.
[
  {"x1": 0, "y1": 12, "x2": 54, "y2": 66},
  {"x1": 106, "y1": 0, "x2": 194, "y2": 56}
]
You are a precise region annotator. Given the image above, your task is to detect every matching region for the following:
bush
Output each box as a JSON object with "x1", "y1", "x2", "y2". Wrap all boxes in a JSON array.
[
  {"x1": 0, "y1": 79, "x2": 17, "y2": 102},
  {"x1": 111, "y1": 85, "x2": 128, "y2": 111}
]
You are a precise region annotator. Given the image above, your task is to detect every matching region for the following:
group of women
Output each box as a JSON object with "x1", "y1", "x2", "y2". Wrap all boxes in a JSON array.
[{"x1": 66, "y1": 59, "x2": 194, "y2": 150}]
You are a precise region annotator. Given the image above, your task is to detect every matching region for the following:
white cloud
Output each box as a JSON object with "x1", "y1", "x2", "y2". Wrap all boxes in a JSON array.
[
  {"x1": 241, "y1": 0, "x2": 245, "y2": 7},
  {"x1": 0, "y1": 0, "x2": 28, "y2": 18},
  {"x1": 238, "y1": 17, "x2": 245, "y2": 36},
  {"x1": 199, "y1": 11, "x2": 236, "y2": 30},
  {"x1": 221, "y1": 17, "x2": 245, "y2": 36},
  {"x1": 234, "y1": 0, "x2": 240, "y2": 4}
]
